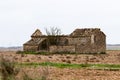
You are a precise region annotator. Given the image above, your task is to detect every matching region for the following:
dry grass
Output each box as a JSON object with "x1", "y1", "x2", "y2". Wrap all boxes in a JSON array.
[{"x1": 0, "y1": 50, "x2": 120, "y2": 80}]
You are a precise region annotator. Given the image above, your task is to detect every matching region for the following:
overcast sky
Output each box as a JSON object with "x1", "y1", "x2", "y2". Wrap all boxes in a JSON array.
[{"x1": 0, "y1": 0, "x2": 120, "y2": 47}]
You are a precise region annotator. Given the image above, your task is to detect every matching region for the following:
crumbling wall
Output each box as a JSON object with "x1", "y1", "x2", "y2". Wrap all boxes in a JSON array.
[
  {"x1": 23, "y1": 45, "x2": 38, "y2": 51},
  {"x1": 70, "y1": 28, "x2": 106, "y2": 53},
  {"x1": 70, "y1": 28, "x2": 101, "y2": 36},
  {"x1": 93, "y1": 31, "x2": 106, "y2": 53},
  {"x1": 74, "y1": 36, "x2": 92, "y2": 53},
  {"x1": 49, "y1": 45, "x2": 75, "y2": 53},
  {"x1": 23, "y1": 28, "x2": 106, "y2": 53},
  {"x1": 67, "y1": 36, "x2": 90, "y2": 45}
]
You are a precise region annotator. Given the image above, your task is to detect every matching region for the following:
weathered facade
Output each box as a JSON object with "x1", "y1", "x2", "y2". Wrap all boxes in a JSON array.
[{"x1": 23, "y1": 28, "x2": 106, "y2": 53}]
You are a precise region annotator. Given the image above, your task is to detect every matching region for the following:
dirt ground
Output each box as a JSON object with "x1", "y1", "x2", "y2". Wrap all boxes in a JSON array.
[{"x1": 0, "y1": 50, "x2": 120, "y2": 80}]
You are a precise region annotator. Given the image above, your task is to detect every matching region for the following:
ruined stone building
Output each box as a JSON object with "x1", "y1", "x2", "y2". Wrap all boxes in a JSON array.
[{"x1": 23, "y1": 28, "x2": 106, "y2": 53}]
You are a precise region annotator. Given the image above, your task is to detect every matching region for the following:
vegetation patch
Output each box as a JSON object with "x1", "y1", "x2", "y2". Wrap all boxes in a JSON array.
[
  {"x1": 16, "y1": 51, "x2": 49, "y2": 55},
  {"x1": 16, "y1": 51, "x2": 106, "y2": 55},
  {"x1": 19, "y1": 62, "x2": 120, "y2": 70}
]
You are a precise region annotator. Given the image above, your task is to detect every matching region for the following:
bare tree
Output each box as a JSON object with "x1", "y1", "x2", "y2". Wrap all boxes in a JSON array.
[
  {"x1": 45, "y1": 27, "x2": 62, "y2": 36},
  {"x1": 45, "y1": 27, "x2": 62, "y2": 51}
]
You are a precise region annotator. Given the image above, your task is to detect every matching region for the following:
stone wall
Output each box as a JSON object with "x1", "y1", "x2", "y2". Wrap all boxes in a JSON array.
[
  {"x1": 93, "y1": 31, "x2": 106, "y2": 53},
  {"x1": 23, "y1": 45, "x2": 38, "y2": 51},
  {"x1": 23, "y1": 28, "x2": 106, "y2": 53},
  {"x1": 67, "y1": 36, "x2": 90, "y2": 45},
  {"x1": 49, "y1": 45, "x2": 75, "y2": 53}
]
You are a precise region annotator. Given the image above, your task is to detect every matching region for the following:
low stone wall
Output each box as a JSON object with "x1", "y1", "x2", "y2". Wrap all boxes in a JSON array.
[
  {"x1": 23, "y1": 45, "x2": 38, "y2": 51},
  {"x1": 49, "y1": 45, "x2": 75, "y2": 53}
]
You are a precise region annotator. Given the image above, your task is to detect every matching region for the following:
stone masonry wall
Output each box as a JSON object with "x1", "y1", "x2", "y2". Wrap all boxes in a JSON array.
[
  {"x1": 49, "y1": 45, "x2": 75, "y2": 53},
  {"x1": 23, "y1": 45, "x2": 38, "y2": 51},
  {"x1": 24, "y1": 28, "x2": 106, "y2": 53}
]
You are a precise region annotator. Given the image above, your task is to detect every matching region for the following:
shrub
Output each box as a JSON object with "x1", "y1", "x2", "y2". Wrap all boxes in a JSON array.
[{"x1": 0, "y1": 55, "x2": 20, "y2": 80}]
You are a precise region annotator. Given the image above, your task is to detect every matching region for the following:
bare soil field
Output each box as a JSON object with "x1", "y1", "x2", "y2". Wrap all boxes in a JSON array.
[
  {"x1": 0, "y1": 50, "x2": 120, "y2": 80},
  {"x1": 1, "y1": 50, "x2": 120, "y2": 64}
]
